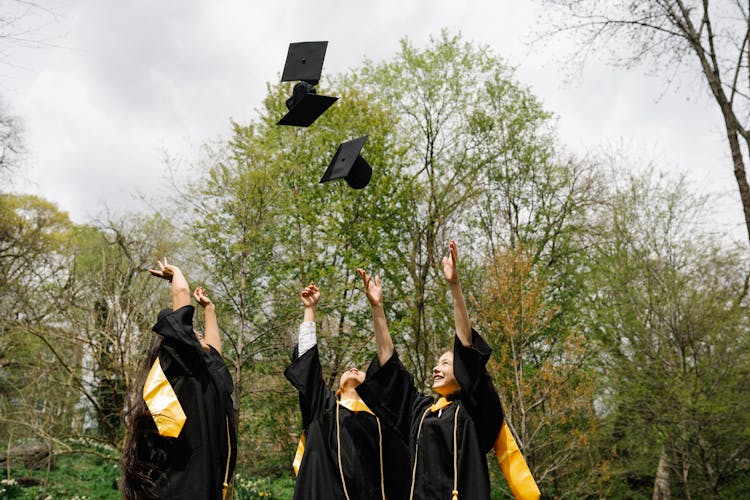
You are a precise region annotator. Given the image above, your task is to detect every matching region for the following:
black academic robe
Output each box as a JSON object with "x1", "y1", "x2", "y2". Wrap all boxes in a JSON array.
[
  {"x1": 149, "y1": 305, "x2": 237, "y2": 499},
  {"x1": 357, "y1": 330, "x2": 503, "y2": 500},
  {"x1": 284, "y1": 345, "x2": 410, "y2": 500}
]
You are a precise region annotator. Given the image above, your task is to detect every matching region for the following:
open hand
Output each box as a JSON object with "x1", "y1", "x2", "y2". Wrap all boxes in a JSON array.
[
  {"x1": 149, "y1": 258, "x2": 177, "y2": 282},
  {"x1": 357, "y1": 268, "x2": 383, "y2": 307},
  {"x1": 441, "y1": 240, "x2": 459, "y2": 285},
  {"x1": 193, "y1": 287, "x2": 213, "y2": 308}
]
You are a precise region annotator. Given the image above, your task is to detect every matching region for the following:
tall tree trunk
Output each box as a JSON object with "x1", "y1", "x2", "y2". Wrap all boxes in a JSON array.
[
  {"x1": 652, "y1": 450, "x2": 670, "y2": 500},
  {"x1": 661, "y1": 1, "x2": 750, "y2": 245},
  {"x1": 723, "y1": 122, "x2": 750, "y2": 246}
]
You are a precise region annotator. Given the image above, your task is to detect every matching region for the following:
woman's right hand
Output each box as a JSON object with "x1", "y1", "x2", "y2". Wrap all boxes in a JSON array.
[
  {"x1": 357, "y1": 269, "x2": 383, "y2": 308},
  {"x1": 301, "y1": 282, "x2": 320, "y2": 308},
  {"x1": 149, "y1": 257, "x2": 178, "y2": 282}
]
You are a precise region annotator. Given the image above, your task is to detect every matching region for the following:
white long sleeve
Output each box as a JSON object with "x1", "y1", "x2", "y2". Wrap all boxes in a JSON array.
[{"x1": 297, "y1": 321, "x2": 317, "y2": 356}]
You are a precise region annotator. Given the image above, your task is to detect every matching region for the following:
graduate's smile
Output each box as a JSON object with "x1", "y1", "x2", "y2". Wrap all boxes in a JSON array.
[{"x1": 432, "y1": 351, "x2": 460, "y2": 396}]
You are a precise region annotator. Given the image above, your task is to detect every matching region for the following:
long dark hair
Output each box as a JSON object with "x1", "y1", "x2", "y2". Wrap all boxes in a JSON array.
[{"x1": 120, "y1": 330, "x2": 166, "y2": 500}]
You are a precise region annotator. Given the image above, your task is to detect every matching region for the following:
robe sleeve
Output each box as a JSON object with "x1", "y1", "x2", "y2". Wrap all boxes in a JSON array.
[
  {"x1": 152, "y1": 305, "x2": 205, "y2": 376},
  {"x1": 205, "y1": 346, "x2": 234, "y2": 395},
  {"x1": 284, "y1": 345, "x2": 335, "y2": 429},
  {"x1": 453, "y1": 329, "x2": 504, "y2": 452},
  {"x1": 357, "y1": 350, "x2": 429, "y2": 441}
]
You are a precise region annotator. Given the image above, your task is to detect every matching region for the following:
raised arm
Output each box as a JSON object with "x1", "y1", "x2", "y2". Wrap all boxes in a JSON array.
[
  {"x1": 194, "y1": 287, "x2": 221, "y2": 354},
  {"x1": 357, "y1": 269, "x2": 393, "y2": 365},
  {"x1": 284, "y1": 282, "x2": 331, "y2": 428},
  {"x1": 442, "y1": 240, "x2": 471, "y2": 347},
  {"x1": 149, "y1": 257, "x2": 191, "y2": 310},
  {"x1": 297, "y1": 282, "x2": 320, "y2": 357}
]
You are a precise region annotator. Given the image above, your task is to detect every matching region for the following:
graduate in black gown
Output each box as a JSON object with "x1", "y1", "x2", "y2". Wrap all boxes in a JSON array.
[
  {"x1": 285, "y1": 282, "x2": 409, "y2": 500},
  {"x1": 356, "y1": 241, "x2": 504, "y2": 500},
  {"x1": 121, "y1": 258, "x2": 237, "y2": 499}
]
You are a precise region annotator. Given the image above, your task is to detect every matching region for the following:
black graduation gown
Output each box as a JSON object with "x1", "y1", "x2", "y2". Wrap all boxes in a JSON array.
[
  {"x1": 284, "y1": 345, "x2": 410, "y2": 500},
  {"x1": 357, "y1": 330, "x2": 503, "y2": 500},
  {"x1": 150, "y1": 305, "x2": 237, "y2": 499}
]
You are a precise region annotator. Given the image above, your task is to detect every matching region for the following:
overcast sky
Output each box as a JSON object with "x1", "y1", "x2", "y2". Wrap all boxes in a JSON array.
[{"x1": 3, "y1": 0, "x2": 744, "y2": 241}]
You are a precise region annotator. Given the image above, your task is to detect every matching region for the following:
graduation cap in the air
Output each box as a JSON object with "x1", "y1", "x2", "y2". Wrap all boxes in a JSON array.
[
  {"x1": 320, "y1": 135, "x2": 372, "y2": 189},
  {"x1": 277, "y1": 41, "x2": 338, "y2": 127}
]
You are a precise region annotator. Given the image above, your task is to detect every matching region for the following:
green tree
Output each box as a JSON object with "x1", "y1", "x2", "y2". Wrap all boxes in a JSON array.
[
  {"x1": 0, "y1": 194, "x2": 71, "y2": 321},
  {"x1": 0, "y1": 194, "x2": 73, "y2": 445},
  {"x1": 356, "y1": 30, "x2": 582, "y2": 389},
  {"x1": 182, "y1": 76, "x2": 410, "y2": 474},
  {"x1": 2, "y1": 205, "x2": 182, "y2": 452},
  {"x1": 585, "y1": 169, "x2": 750, "y2": 498},
  {"x1": 57, "y1": 214, "x2": 180, "y2": 445},
  {"x1": 0, "y1": 198, "x2": 118, "y2": 500},
  {"x1": 478, "y1": 244, "x2": 598, "y2": 497}
]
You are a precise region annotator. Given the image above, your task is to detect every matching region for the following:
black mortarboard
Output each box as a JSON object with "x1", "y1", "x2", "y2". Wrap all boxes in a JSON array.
[
  {"x1": 278, "y1": 82, "x2": 338, "y2": 127},
  {"x1": 320, "y1": 135, "x2": 372, "y2": 189},
  {"x1": 278, "y1": 41, "x2": 338, "y2": 127},
  {"x1": 281, "y1": 41, "x2": 328, "y2": 84}
]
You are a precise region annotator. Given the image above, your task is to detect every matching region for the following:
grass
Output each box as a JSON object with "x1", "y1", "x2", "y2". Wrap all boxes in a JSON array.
[
  {"x1": 1, "y1": 441, "x2": 297, "y2": 499},
  {"x1": 2, "y1": 451, "x2": 120, "y2": 499}
]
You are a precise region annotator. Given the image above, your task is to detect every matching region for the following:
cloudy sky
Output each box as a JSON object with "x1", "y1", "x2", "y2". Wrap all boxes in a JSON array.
[{"x1": 3, "y1": 1, "x2": 744, "y2": 241}]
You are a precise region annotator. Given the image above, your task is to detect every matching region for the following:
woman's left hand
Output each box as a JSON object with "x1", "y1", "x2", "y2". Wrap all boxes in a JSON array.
[
  {"x1": 193, "y1": 287, "x2": 213, "y2": 308},
  {"x1": 442, "y1": 240, "x2": 460, "y2": 285}
]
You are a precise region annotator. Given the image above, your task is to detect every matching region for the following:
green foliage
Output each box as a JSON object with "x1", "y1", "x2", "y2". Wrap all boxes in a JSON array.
[
  {"x1": 584, "y1": 168, "x2": 750, "y2": 497},
  {"x1": 0, "y1": 193, "x2": 72, "y2": 323},
  {"x1": 0, "y1": 444, "x2": 119, "y2": 500},
  {"x1": 477, "y1": 243, "x2": 598, "y2": 496},
  {"x1": 0, "y1": 479, "x2": 23, "y2": 499}
]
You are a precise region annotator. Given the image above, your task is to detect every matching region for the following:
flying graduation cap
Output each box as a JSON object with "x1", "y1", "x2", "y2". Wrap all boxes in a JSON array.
[
  {"x1": 320, "y1": 135, "x2": 372, "y2": 189},
  {"x1": 278, "y1": 41, "x2": 339, "y2": 127}
]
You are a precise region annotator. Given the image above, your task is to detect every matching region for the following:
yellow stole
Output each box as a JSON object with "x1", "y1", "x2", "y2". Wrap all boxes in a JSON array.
[
  {"x1": 292, "y1": 398, "x2": 375, "y2": 475},
  {"x1": 431, "y1": 398, "x2": 541, "y2": 500},
  {"x1": 142, "y1": 358, "x2": 187, "y2": 437}
]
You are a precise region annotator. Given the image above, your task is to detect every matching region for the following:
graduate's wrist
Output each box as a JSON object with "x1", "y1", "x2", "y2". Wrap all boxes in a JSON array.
[
  {"x1": 371, "y1": 305, "x2": 386, "y2": 318},
  {"x1": 449, "y1": 281, "x2": 464, "y2": 296},
  {"x1": 303, "y1": 306, "x2": 316, "y2": 322}
]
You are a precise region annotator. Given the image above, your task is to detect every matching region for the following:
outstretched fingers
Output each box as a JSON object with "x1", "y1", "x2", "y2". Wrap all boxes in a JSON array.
[
  {"x1": 148, "y1": 257, "x2": 170, "y2": 280},
  {"x1": 442, "y1": 240, "x2": 460, "y2": 284},
  {"x1": 357, "y1": 268, "x2": 384, "y2": 307},
  {"x1": 356, "y1": 268, "x2": 369, "y2": 287}
]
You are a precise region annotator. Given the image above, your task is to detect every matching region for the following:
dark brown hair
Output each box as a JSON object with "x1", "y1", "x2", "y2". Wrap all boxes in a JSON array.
[{"x1": 120, "y1": 333, "x2": 165, "y2": 500}]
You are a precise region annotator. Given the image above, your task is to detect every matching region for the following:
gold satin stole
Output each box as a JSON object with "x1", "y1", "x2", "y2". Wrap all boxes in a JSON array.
[
  {"x1": 431, "y1": 397, "x2": 541, "y2": 500},
  {"x1": 142, "y1": 358, "x2": 187, "y2": 437}
]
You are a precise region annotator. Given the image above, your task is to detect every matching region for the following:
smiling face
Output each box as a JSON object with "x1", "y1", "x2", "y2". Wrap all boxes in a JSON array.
[
  {"x1": 338, "y1": 367, "x2": 366, "y2": 393},
  {"x1": 432, "y1": 350, "x2": 461, "y2": 396}
]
